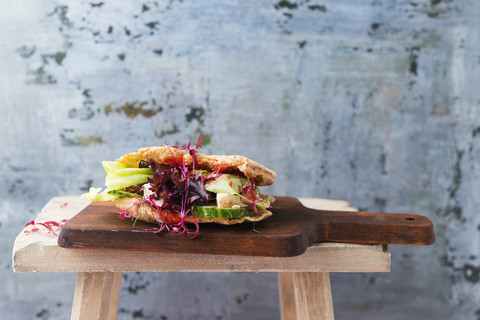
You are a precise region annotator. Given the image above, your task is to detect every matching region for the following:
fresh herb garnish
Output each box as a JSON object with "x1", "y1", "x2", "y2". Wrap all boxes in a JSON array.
[
  {"x1": 24, "y1": 219, "x2": 68, "y2": 238},
  {"x1": 119, "y1": 135, "x2": 209, "y2": 238},
  {"x1": 241, "y1": 178, "x2": 271, "y2": 216}
]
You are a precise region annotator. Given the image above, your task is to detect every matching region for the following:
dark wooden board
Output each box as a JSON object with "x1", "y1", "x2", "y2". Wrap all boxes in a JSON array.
[{"x1": 57, "y1": 197, "x2": 435, "y2": 257}]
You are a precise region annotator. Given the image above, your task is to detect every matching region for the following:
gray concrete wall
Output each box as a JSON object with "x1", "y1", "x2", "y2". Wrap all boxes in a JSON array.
[{"x1": 1, "y1": 1, "x2": 478, "y2": 319}]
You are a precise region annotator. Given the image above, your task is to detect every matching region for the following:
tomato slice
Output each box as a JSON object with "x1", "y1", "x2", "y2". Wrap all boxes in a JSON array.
[{"x1": 156, "y1": 208, "x2": 181, "y2": 224}]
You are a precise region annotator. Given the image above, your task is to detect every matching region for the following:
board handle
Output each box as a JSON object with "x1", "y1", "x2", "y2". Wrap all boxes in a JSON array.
[{"x1": 302, "y1": 207, "x2": 436, "y2": 246}]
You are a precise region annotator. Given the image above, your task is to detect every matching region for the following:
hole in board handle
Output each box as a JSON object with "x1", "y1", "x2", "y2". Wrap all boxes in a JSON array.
[{"x1": 405, "y1": 217, "x2": 415, "y2": 221}]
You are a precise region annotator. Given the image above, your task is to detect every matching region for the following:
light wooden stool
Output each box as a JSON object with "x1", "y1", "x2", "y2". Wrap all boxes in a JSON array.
[{"x1": 13, "y1": 196, "x2": 391, "y2": 320}]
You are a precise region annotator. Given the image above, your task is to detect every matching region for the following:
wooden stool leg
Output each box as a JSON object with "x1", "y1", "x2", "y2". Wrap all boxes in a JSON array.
[
  {"x1": 71, "y1": 271, "x2": 122, "y2": 320},
  {"x1": 278, "y1": 272, "x2": 334, "y2": 320},
  {"x1": 279, "y1": 272, "x2": 298, "y2": 320}
]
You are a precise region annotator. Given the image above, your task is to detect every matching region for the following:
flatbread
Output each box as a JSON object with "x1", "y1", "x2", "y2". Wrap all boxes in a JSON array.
[
  {"x1": 116, "y1": 146, "x2": 276, "y2": 186},
  {"x1": 115, "y1": 197, "x2": 273, "y2": 226}
]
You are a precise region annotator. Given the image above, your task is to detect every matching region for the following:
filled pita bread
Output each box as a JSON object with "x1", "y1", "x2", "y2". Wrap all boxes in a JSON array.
[{"x1": 83, "y1": 142, "x2": 276, "y2": 230}]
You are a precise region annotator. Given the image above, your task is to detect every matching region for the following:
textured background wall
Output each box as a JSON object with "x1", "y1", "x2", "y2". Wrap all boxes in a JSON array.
[{"x1": 1, "y1": 0, "x2": 479, "y2": 319}]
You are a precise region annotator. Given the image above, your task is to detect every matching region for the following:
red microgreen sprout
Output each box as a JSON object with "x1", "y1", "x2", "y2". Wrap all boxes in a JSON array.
[
  {"x1": 24, "y1": 219, "x2": 68, "y2": 238},
  {"x1": 241, "y1": 178, "x2": 271, "y2": 216},
  {"x1": 118, "y1": 135, "x2": 206, "y2": 238}
]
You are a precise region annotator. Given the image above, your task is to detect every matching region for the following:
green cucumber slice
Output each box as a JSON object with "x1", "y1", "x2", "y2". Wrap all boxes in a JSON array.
[
  {"x1": 192, "y1": 206, "x2": 251, "y2": 219},
  {"x1": 107, "y1": 189, "x2": 142, "y2": 198}
]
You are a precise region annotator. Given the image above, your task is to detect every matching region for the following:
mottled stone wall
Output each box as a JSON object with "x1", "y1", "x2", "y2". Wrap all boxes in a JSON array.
[{"x1": 1, "y1": 1, "x2": 479, "y2": 319}]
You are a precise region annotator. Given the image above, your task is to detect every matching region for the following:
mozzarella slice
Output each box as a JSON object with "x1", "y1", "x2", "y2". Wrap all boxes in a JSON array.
[
  {"x1": 216, "y1": 193, "x2": 245, "y2": 208},
  {"x1": 143, "y1": 183, "x2": 154, "y2": 198},
  {"x1": 143, "y1": 183, "x2": 164, "y2": 206}
]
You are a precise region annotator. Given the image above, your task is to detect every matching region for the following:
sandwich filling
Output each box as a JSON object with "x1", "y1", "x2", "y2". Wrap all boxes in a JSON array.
[{"x1": 83, "y1": 138, "x2": 273, "y2": 237}]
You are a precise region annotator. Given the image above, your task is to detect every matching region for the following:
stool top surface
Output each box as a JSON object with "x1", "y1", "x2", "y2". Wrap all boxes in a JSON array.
[{"x1": 12, "y1": 196, "x2": 391, "y2": 273}]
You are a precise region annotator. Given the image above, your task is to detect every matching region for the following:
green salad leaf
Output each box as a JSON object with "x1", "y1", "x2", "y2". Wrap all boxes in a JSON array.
[
  {"x1": 82, "y1": 161, "x2": 153, "y2": 201},
  {"x1": 204, "y1": 174, "x2": 247, "y2": 195}
]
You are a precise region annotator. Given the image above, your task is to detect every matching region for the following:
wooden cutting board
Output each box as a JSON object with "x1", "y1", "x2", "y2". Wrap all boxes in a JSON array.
[{"x1": 57, "y1": 196, "x2": 435, "y2": 257}]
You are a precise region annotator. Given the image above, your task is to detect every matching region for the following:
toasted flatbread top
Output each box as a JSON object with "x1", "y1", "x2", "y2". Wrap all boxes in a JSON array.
[{"x1": 116, "y1": 146, "x2": 276, "y2": 186}]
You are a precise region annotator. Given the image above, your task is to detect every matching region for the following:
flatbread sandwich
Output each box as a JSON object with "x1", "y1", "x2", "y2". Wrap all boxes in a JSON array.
[{"x1": 83, "y1": 136, "x2": 276, "y2": 237}]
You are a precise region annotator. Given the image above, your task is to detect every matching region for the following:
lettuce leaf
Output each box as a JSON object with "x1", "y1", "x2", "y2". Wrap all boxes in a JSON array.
[
  {"x1": 103, "y1": 161, "x2": 153, "y2": 190},
  {"x1": 204, "y1": 174, "x2": 247, "y2": 195},
  {"x1": 82, "y1": 187, "x2": 118, "y2": 202},
  {"x1": 82, "y1": 161, "x2": 153, "y2": 202}
]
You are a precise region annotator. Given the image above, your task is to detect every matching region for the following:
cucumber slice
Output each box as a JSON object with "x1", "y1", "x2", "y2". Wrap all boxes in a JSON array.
[
  {"x1": 193, "y1": 206, "x2": 251, "y2": 219},
  {"x1": 107, "y1": 189, "x2": 142, "y2": 198}
]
